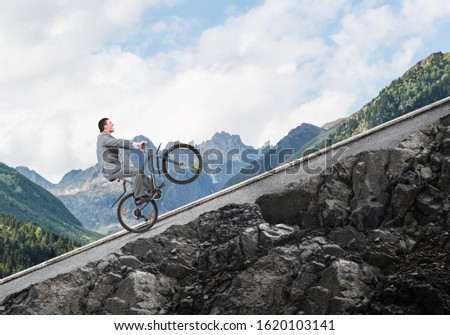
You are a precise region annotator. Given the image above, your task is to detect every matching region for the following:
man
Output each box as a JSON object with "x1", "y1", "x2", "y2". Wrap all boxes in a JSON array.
[{"x1": 97, "y1": 118, "x2": 153, "y2": 203}]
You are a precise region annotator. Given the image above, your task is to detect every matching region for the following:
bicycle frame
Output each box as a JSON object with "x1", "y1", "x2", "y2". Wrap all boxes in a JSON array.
[
  {"x1": 113, "y1": 141, "x2": 201, "y2": 233},
  {"x1": 110, "y1": 143, "x2": 163, "y2": 209},
  {"x1": 110, "y1": 142, "x2": 199, "y2": 210}
]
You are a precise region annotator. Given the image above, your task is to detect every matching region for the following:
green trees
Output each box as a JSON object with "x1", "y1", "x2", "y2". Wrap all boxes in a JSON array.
[
  {"x1": 0, "y1": 214, "x2": 80, "y2": 278},
  {"x1": 0, "y1": 162, "x2": 103, "y2": 244},
  {"x1": 328, "y1": 52, "x2": 450, "y2": 146}
]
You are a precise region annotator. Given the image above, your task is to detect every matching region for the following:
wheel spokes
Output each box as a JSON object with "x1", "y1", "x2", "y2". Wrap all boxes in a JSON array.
[
  {"x1": 118, "y1": 194, "x2": 157, "y2": 233},
  {"x1": 163, "y1": 144, "x2": 202, "y2": 184}
]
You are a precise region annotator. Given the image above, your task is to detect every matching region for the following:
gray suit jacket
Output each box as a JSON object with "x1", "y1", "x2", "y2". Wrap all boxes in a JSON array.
[{"x1": 96, "y1": 132, "x2": 133, "y2": 175}]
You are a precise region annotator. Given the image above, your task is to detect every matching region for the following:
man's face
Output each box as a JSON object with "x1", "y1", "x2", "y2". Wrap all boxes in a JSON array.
[{"x1": 104, "y1": 119, "x2": 115, "y2": 133}]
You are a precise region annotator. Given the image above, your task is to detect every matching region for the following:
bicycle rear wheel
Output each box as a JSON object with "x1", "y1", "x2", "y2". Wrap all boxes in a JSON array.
[
  {"x1": 117, "y1": 193, "x2": 158, "y2": 233},
  {"x1": 162, "y1": 143, "x2": 202, "y2": 184}
]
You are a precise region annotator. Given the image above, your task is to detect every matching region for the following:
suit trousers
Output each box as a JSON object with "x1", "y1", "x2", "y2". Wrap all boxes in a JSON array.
[{"x1": 106, "y1": 166, "x2": 153, "y2": 198}]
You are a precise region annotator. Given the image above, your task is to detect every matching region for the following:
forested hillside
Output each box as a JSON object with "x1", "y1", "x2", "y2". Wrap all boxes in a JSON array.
[
  {"x1": 320, "y1": 51, "x2": 450, "y2": 148},
  {"x1": 0, "y1": 214, "x2": 80, "y2": 278},
  {"x1": 0, "y1": 162, "x2": 102, "y2": 244}
]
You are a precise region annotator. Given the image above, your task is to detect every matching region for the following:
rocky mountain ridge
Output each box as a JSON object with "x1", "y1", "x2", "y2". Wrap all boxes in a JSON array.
[
  {"x1": 198, "y1": 131, "x2": 259, "y2": 186},
  {"x1": 224, "y1": 123, "x2": 324, "y2": 188},
  {"x1": 2, "y1": 113, "x2": 449, "y2": 315}
]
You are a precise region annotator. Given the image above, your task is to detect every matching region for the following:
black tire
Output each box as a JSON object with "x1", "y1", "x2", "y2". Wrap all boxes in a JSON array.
[
  {"x1": 117, "y1": 193, "x2": 158, "y2": 233},
  {"x1": 162, "y1": 143, "x2": 202, "y2": 184}
]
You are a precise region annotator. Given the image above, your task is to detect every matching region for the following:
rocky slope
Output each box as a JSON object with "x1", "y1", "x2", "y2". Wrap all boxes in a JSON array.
[{"x1": 1, "y1": 114, "x2": 449, "y2": 315}]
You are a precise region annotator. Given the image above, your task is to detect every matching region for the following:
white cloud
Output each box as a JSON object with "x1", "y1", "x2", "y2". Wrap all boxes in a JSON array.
[
  {"x1": 1, "y1": 0, "x2": 450, "y2": 182},
  {"x1": 390, "y1": 37, "x2": 424, "y2": 71},
  {"x1": 149, "y1": 16, "x2": 198, "y2": 43},
  {"x1": 402, "y1": 0, "x2": 450, "y2": 26},
  {"x1": 0, "y1": 0, "x2": 176, "y2": 83},
  {"x1": 260, "y1": 90, "x2": 356, "y2": 145}
]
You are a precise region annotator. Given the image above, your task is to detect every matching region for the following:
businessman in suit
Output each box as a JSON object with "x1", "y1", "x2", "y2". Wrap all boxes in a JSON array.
[{"x1": 96, "y1": 118, "x2": 153, "y2": 204}]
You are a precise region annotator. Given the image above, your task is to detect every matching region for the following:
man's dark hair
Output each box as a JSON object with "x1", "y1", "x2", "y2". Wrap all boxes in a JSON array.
[{"x1": 98, "y1": 118, "x2": 109, "y2": 132}]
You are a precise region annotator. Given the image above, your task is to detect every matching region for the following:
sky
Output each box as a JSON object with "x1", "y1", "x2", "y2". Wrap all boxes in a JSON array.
[{"x1": 1, "y1": 0, "x2": 450, "y2": 183}]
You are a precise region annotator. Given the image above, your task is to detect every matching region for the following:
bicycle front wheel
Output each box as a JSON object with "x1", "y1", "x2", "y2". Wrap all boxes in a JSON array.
[
  {"x1": 162, "y1": 143, "x2": 202, "y2": 184},
  {"x1": 117, "y1": 193, "x2": 158, "y2": 233}
]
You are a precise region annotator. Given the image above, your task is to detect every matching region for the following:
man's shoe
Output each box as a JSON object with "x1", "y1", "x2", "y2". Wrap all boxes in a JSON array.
[{"x1": 135, "y1": 195, "x2": 152, "y2": 205}]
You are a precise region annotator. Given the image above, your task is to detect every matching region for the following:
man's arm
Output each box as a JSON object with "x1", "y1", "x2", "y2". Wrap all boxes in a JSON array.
[
  {"x1": 99, "y1": 133, "x2": 132, "y2": 149},
  {"x1": 100, "y1": 133, "x2": 146, "y2": 150}
]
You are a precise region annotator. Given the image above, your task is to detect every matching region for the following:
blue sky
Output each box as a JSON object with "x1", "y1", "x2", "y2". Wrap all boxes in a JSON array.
[
  {"x1": 0, "y1": 0, "x2": 450, "y2": 182},
  {"x1": 121, "y1": 0, "x2": 264, "y2": 56}
]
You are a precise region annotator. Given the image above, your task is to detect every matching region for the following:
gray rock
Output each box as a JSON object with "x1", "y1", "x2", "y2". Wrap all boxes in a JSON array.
[
  {"x1": 115, "y1": 271, "x2": 167, "y2": 314},
  {"x1": 351, "y1": 200, "x2": 386, "y2": 232},
  {"x1": 439, "y1": 157, "x2": 450, "y2": 190},
  {"x1": 305, "y1": 286, "x2": 331, "y2": 314},
  {"x1": 256, "y1": 187, "x2": 311, "y2": 226},
  {"x1": 415, "y1": 185, "x2": 442, "y2": 219},
  {"x1": 351, "y1": 151, "x2": 390, "y2": 207},
  {"x1": 319, "y1": 179, "x2": 352, "y2": 227},
  {"x1": 105, "y1": 297, "x2": 128, "y2": 314},
  {"x1": 367, "y1": 251, "x2": 395, "y2": 268},
  {"x1": 119, "y1": 255, "x2": 143, "y2": 269},
  {"x1": 322, "y1": 244, "x2": 345, "y2": 257},
  {"x1": 392, "y1": 183, "x2": 420, "y2": 218},
  {"x1": 319, "y1": 260, "x2": 376, "y2": 313}
]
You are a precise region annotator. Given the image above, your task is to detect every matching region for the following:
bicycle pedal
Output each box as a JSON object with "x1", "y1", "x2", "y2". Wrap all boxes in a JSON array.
[{"x1": 159, "y1": 182, "x2": 165, "y2": 190}]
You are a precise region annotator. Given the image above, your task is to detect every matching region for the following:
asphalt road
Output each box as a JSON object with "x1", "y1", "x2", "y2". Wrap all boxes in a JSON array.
[{"x1": 1, "y1": 97, "x2": 449, "y2": 304}]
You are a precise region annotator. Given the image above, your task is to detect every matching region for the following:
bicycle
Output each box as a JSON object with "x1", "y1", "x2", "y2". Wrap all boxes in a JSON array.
[{"x1": 110, "y1": 142, "x2": 202, "y2": 233}]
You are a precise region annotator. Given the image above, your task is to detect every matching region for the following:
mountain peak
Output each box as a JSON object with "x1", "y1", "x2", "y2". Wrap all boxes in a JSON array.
[
  {"x1": 404, "y1": 51, "x2": 449, "y2": 77},
  {"x1": 321, "y1": 118, "x2": 346, "y2": 130},
  {"x1": 212, "y1": 130, "x2": 232, "y2": 138},
  {"x1": 199, "y1": 131, "x2": 252, "y2": 152},
  {"x1": 15, "y1": 166, "x2": 55, "y2": 189},
  {"x1": 211, "y1": 131, "x2": 243, "y2": 143},
  {"x1": 59, "y1": 169, "x2": 84, "y2": 186},
  {"x1": 290, "y1": 122, "x2": 323, "y2": 132},
  {"x1": 276, "y1": 123, "x2": 324, "y2": 150}
]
